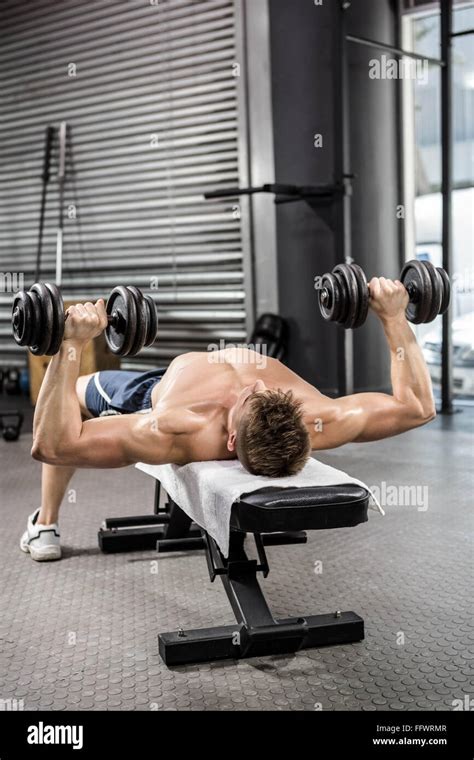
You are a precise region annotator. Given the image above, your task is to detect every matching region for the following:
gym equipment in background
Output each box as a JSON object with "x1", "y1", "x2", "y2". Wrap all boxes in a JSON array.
[
  {"x1": 249, "y1": 313, "x2": 288, "y2": 362},
  {"x1": 3, "y1": 368, "x2": 21, "y2": 395},
  {"x1": 34, "y1": 126, "x2": 54, "y2": 284},
  {"x1": 0, "y1": 410, "x2": 24, "y2": 442}
]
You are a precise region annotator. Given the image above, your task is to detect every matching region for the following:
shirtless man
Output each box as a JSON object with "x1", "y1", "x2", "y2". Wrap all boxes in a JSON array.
[{"x1": 21, "y1": 276, "x2": 436, "y2": 560}]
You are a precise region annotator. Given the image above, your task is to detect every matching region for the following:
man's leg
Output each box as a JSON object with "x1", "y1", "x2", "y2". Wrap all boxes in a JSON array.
[
  {"x1": 23, "y1": 370, "x2": 133, "y2": 559},
  {"x1": 37, "y1": 464, "x2": 76, "y2": 525}
]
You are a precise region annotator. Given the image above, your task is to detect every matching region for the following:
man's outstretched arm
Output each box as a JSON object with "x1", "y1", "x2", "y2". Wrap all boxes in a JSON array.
[
  {"x1": 310, "y1": 277, "x2": 436, "y2": 450},
  {"x1": 31, "y1": 300, "x2": 173, "y2": 468}
]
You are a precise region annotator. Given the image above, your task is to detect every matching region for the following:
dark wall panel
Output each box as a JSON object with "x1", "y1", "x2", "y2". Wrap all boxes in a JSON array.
[
  {"x1": 269, "y1": 0, "x2": 337, "y2": 391},
  {"x1": 346, "y1": 0, "x2": 401, "y2": 391},
  {"x1": 268, "y1": 0, "x2": 400, "y2": 393}
]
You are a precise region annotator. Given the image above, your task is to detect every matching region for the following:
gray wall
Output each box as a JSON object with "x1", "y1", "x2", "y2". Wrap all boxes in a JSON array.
[{"x1": 267, "y1": 0, "x2": 401, "y2": 393}]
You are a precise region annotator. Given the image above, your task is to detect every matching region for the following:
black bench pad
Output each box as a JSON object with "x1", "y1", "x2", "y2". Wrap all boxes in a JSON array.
[{"x1": 231, "y1": 485, "x2": 369, "y2": 533}]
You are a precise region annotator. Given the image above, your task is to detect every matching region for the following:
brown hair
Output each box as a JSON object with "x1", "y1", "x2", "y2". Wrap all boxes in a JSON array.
[{"x1": 235, "y1": 389, "x2": 311, "y2": 477}]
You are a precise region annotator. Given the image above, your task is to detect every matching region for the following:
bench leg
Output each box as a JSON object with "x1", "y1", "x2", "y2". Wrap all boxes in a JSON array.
[
  {"x1": 159, "y1": 532, "x2": 364, "y2": 665},
  {"x1": 98, "y1": 493, "x2": 201, "y2": 553},
  {"x1": 159, "y1": 612, "x2": 364, "y2": 666}
]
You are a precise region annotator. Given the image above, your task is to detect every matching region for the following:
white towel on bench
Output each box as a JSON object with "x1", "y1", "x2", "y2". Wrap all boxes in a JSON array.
[{"x1": 136, "y1": 457, "x2": 383, "y2": 557}]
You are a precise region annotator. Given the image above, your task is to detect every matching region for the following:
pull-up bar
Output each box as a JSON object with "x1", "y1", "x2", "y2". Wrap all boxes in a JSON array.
[{"x1": 346, "y1": 33, "x2": 445, "y2": 67}]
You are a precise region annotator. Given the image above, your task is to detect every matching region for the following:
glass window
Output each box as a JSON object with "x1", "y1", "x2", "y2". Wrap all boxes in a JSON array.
[
  {"x1": 403, "y1": 4, "x2": 474, "y2": 401},
  {"x1": 453, "y1": 3, "x2": 474, "y2": 34},
  {"x1": 412, "y1": 12, "x2": 441, "y2": 58}
]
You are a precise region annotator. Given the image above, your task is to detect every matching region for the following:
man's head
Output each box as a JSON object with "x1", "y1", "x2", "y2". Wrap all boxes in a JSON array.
[{"x1": 227, "y1": 382, "x2": 311, "y2": 477}]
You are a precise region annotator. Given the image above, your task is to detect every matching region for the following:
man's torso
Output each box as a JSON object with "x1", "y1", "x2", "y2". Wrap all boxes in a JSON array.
[{"x1": 149, "y1": 348, "x2": 322, "y2": 462}]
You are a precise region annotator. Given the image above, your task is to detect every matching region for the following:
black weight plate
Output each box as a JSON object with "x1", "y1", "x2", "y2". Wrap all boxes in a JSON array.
[
  {"x1": 318, "y1": 272, "x2": 340, "y2": 323},
  {"x1": 43, "y1": 282, "x2": 65, "y2": 355},
  {"x1": 437, "y1": 267, "x2": 451, "y2": 315},
  {"x1": 421, "y1": 261, "x2": 443, "y2": 323},
  {"x1": 400, "y1": 260, "x2": 432, "y2": 324},
  {"x1": 106, "y1": 286, "x2": 137, "y2": 356},
  {"x1": 350, "y1": 263, "x2": 369, "y2": 329},
  {"x1": 12, "y1": 291, "x2": 33, "y2": 346},
  {"x1": 318, "y1": 273, "x2": 334, "y2": 322},
  {"x1": 28, "y1": 290, "x2": 43, "y2": 351},
  {"x1": 334, "y1": 264, "x2": 359, "y2": 329},
  {"x1": 333, "y1": 270, "x2": 349, "y2": 325},
  {"x1": 125, "y1": 286, "x2": 148, "y2": 357},
  {"x1": 144, "y1": 295, "x2": 158, "y2": 347},
  {"x1": 29, "y1": 283, "x2": 54, "y2": 355}
]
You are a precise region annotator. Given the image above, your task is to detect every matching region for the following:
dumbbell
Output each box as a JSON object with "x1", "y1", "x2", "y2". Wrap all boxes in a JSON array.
[
  {"x1": 317, "y1": 259, "x2": 451, "y2": 329},
  {"x1": 12, "y1": 283, "x2": 158, "y2": 357}
]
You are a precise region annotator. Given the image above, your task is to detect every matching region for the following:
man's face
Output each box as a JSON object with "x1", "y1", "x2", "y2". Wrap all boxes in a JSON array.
[{"x1": 227, "y1": 380, "x2": 267, "y2": 452}]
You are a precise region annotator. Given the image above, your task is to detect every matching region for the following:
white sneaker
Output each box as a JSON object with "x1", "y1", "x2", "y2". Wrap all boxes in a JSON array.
[{"x1": 20, "y1": 509, "x2": 62, "y2": 561}]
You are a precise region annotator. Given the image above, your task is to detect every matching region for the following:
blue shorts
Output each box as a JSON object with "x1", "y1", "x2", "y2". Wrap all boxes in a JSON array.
[{"x1": 84, "y1": 369, "x2": 167, "y2": 417}]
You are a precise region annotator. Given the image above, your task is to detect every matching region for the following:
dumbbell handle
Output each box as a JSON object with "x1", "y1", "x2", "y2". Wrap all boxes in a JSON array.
[
  {"x1": 64, "y1": 309, "x2": 127, "y2": 333},
  {"x1": 12, "y1": 306, "x2": 126, "y2": 332},
  {"x1": 63, "y1": 309, "x2": 125, "y2": 329},
  {"x1": 320, "y1": 278, "x2": 419, "y2": 306}
]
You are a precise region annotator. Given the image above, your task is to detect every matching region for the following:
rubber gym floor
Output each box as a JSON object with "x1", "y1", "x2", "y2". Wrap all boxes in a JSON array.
[{"x1": 1, "y1": 402, "x2": 472, "y2": 711}]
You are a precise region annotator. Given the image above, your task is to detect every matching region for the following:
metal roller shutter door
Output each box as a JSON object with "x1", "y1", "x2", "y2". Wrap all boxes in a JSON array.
[{"x1": 0, "y1": 0, "x2": 251, "y2": 369}]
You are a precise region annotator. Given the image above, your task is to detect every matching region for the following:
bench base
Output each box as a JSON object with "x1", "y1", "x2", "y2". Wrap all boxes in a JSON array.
[
  {"x1": 98, "y1": 484, "x2": 367, "y2": 667},
  {"x1": 159, "y1": 612, "x2": 364, "y2": 666}
]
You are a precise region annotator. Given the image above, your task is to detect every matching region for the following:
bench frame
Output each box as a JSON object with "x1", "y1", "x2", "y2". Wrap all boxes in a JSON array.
[{"x1": 99, "y1": 482, "x2": 365, "y2": 666}]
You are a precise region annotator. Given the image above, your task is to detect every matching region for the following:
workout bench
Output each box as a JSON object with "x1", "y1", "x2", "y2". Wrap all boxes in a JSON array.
[{"x1": 98, "y1": 477, "x2": 369, "y2": 666}]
